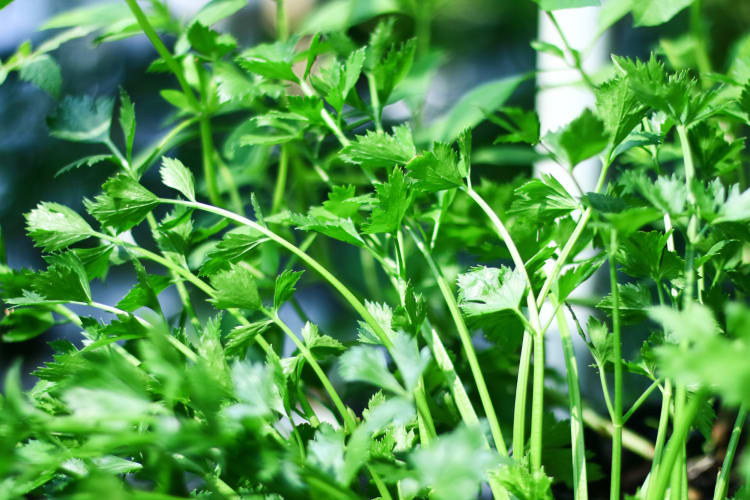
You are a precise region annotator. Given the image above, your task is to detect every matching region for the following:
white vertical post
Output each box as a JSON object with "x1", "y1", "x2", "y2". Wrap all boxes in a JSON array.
[{"x1": 534, "y1": 6, "x2": 610, "y2": 399}]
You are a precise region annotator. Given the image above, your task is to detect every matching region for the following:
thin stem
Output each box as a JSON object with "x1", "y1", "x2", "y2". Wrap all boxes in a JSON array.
[
  {"x1": 581, "y1": 407, "x2": 655, "y2": 460},
  {"x1": 269, "y1": 312, "x2": 352, "y2": 429},
  {"x1": 123, "y1": 0, "x2": 199, "y2": 108},
  {"x1": 299, "y1": 81, "x2": 351, "y2": 147},
  {"x1": 536, "y1": 159, "x2": 611, "y2": 308},
  {"x1": 407, "y1": 225, "x2": 508, "y2": 456},
  {"x1": 596, "y1": 359, "x2": 616, "y2": 420},
  {"x1": 272, "y1": 146, "x2": 289, "y2": 213},
  {"x1": 135, "y1": 117, "x2": 198, "y2": 175},
  {"x1": 200, "y1": 117, "x2": 222, "y2": 207},
  {"x1": 623, "y1": 379, "x2": 661, "y2": 424},
  {"x1": 269, "y1": 313, "x2": 392, "y2": 500},
  {"x1": 513, "y1": 333, "x2": 533, "y2": 459},
  {"x1": 464, "y1": 186, "x2": 544, "y2": 469},
  {"x1": 545, "y1": 11, "x2": 597, "y2": 90},
  {"x1": 93, "y1": 231, "x2": 215, "y2": 296},
  {"x1": 609, "y1": 229, "x2": 623, "y2": 500},
  {"x1": 275, "y1": 0, "x2": 288, "y2": 41},
  {"x1": 555, "y1": 307, "x2": 588, "y2": 500},
  {"x1": 367, "y1": 73, "x2": 383, "y2": 133},
  {"x1": 161, "y1": 199, "x2": 392, "y2": 348},
  {"x1": 647, "y1": 390, "x2": 708, "y2": 500},
  {"x1": 713, "y1": 405, "x2": 747, "y2": 500},
  {"x1": 647, "y1": 379, "x2": 673, "y2": 497}
]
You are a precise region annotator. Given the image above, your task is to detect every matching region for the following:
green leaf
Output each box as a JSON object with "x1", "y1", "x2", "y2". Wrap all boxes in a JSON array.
[
  {"x1": 406, "y1": 142, "x2": 464, "y2": 192},
  {"x1": 338, "y1": 345, "x2": 405, "y2": 395},
  {"x1": 1, "y1": 308, "x2": 55, "y2": 343},
  {"x1": 649, "y1": 303, "x2": 720, "y2": 343},
  {"x1": 236, "y1": 38, "x2": 299, "y2": 82},
  {"x1": 602, "y1": 206, "x2": 663, "y2": 236},
  {"x1": 32, "y1": 253, "x2": 92, "y2": 303},
  {"x1": 190, "y1": 0, "x2": 247, "y2": 26},
  {"x1": 340, "y1": 124, "x2": 416, "y2": 169},
  {"x1": 18, "y1": 55, "x2": 62, "y2": 98},
  {"x1": 357, "y1": 300, "x2": 396, "y2": 345},
  {"x1": 322, "y1": 185, "x2": 373, "y2": 218},
  {"x1": 225, "y1": 320, "x2": 273, "y2": 357},
  {"x1": 510, "y1": 174, "x2": 579, "y2": 221},
  {"x1": 715, "y1": 184, "x2": 750, "y2": 223},
  {"x1": 118, "y1": 89, "x2": 136, "y2": 161},
  {"x1": 489, "y1": 107, "x2": 540, "y2": 145},
  {"x1": 307, "y1": 423, "x2": 347, "y2": 484},
  {"x1": 457, "y1": 265, "x2": 526, "y2": 317},
  {"x1": 116, "y1": 273, "x2": 171, "y2": 312},
  {"x1": 411, "y1": 426, "x2": 499, "y2": 500},
  {"x1": 84, "y1": 174, "x2": 159, "y2": 232},
  {"x1": 274, "y1": 269, "x2": 304, "y2": 310},
  {"x1": 54, "y1": 154, "x2": 117, "y2": 178},
  {"x1": 390, "y1": 330, "x2": 430, "y2": 392},
  {"x1": 25, "y1": 202, "x2": 94, "y2": 251},
  {"x1": 616, "y1": 231, "x2": 683, "y2": 281},
  {"x1": 632, "y1": 0, "x2": 692, "y2": 27},
  {"x1": 370, "y1": 38, "x2": 416, "y2": 104},
  {"x1": 290, "y1": 210, "x2": 365, "y2": 247},
  {"x1": 301, "y1": 322, "x2": 346, "y2": 357},
  {"x1": 426, "y1": 74, "x2": 528, "y2": 143},
  {"x1": 187, "y1": 21, "x2": 237, "y2": 59},
  {"x1": 586, "y1": 316, "x2": 614, "y2": 365},
  {"x1": 209, "y1": 264, "x2": 262, "y2": 310},
  {"x1": 495, "y1": 461, "x2": 554, "y2": 500},
  {"x1": 596, "y1": 282, "x2": 651, "y2": 324},
  {"x1": 226, "y1": 360, "x2": 283, "y2": 418},
  {"x1": 554, "y1": 252, "x2": 607, "y2": 302},
  {"x1": 614, "y1": 54, "x2": 717, "y2": 125},
  {"x1": 199, "y1": 227, "x2": 268, "y2": 275},
  {"x1": 595, "y1": 76, "x2": 648, "y2": 149},
  {"x1": 619, "y1": 171, "x2": 686, "y2": 216},
  {"x1": 47, "y1": 95, "x2": 114, "y2": 143},
  {"x1": 160, "y1": 157, "x2": 196, "y2": 201},
  {"x1": 545, "y1": 108, "x2": 609, "y2": 167},
  {"x1": 531, "y1": 0, "x2": 600, "y2": 10},
  {"x1": 362, "y1": 167, "x2": 412, "y2": 234}
]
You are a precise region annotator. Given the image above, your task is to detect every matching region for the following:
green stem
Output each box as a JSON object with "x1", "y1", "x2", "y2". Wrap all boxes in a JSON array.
[
  {"x1": 536, "y1": 159, "x2": 611, "y2": 308},
  {"x1": 647, "y1": 390, "x2": 708, "y2": 500},
  {"x1": 123, "y1": 0, "x2": 199, "y2": 108},
  {"x1": 135, "y1": 117, "x2": 198, "y2": 175},
  {"x1": 367, "y1": 73, "x2": 383, "y2": 133},
  {"x1": 299, "y1": 81, "x2": 351, "y2": 147},
  {"x1": 161, "y1": 199, "x2": 392, "y2": 347},
  {"x1": 622, "y1": 379, "x2": 661, "y2": 424},
  {"x1": 93, "y1": 232, "x2": 214, "y2": 296},
  {"x1": 464, "y1": 186, "x2": 544, "y2": 469},
  {"x1": 544, "y1": 11, "x2": 597, "y2": 90},
  {"x1": 269, "y1": 312, "x2": 353, "y2": 429},
  {"x1": 713, "y1": 405, "x2": 747, "y2": 500},
  {"x1": 647, "y1": 379, "x2": 673, "y2": 497},
  {"x1": 596, "y1": 359, "x2": 615, "y2": 420},
  {"x1": 609, "y1": 229, "x2": 623, "y2": 500},
  {"x1": 675, "y1": 123, "x2": 699, "y2": 500},
  {"x1": 200, "y1": 117, "x2": 222, "y2": 207},
  {"x1": 555, "y1": 307, "x2": 588, "y2": 500},
  {"x1": 513, "y1": 333, "x2": 532, "y2": 459},
  {"x1": 272, "y1": 146, "x2": 289, "y2": 214},
  {"x1": 275, "y1": 0, "x2": 289, "y2": 41},
  {"x1": 408, "y1": 225, "x2": 508, "y2": 456}
]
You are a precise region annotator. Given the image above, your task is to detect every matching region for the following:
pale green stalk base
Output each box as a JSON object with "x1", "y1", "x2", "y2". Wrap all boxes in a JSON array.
[
  {"x1": 556, "y1": 307, "x2": 588, "y2": 500},
  {"x1": 713, "y1": 405, "x2": 747, "y2": 500}
]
